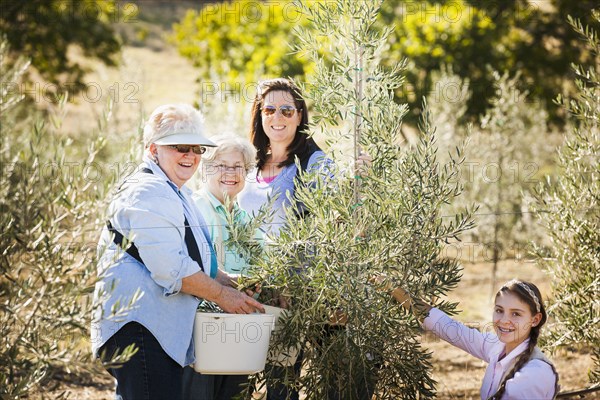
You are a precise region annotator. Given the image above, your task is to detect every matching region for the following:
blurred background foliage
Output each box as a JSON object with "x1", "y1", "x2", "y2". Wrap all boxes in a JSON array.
[
  {"x1": 169, "y1": 0, "x2": 600, "y2": 123},
  {"x1": 2, "y1": 0, "x2": 598, "y2": 124},
  {"x1": 171, "y1": 0, "x2": 313, "y2": 88},
  {"x1": 0, "y1": 38, "x2": 135, "y2": 398},
  {"x1": 379, "y1": 0, "x2": 600, "y2": 122},
  {"x1": 0, "y1": 0, "x2": 122, "y2": 96},
  {"x1": 533, "y1": 13, "x2": 600, "y2": 383}
]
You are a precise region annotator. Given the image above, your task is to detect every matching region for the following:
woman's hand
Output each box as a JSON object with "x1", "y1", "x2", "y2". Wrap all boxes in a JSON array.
[
  {"x1": 181, "y1": 271, "x2": 264, "y2": 314},
  {"x1": 235, "y1": 276, "x2": 262, "y2": 298},
  {"x1": 215, "y1": 272, "x2": 262, "y2": 297},
  {"x1": 216, "y1": 286, "x2": 265, "y2": 314},
  {"x1": 244, "y1": 282, "x2": 261, "y2": 298},
  {"x1": 276, "y1": 292, "x2": 290, "y2": 309},
  {"x1": 370, "y1": 274, "x2": 433, "y2": 317}
]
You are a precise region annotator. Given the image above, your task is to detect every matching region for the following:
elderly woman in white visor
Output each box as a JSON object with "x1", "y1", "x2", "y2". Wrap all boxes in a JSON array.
[{"x1": 92, "y1": 104, "x2": 264, "y2": 400}]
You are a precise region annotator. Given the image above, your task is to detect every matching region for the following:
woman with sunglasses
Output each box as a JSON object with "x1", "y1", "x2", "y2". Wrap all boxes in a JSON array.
[
  {"x1": 239, "y1": 78, "x2": 331, "y2": 237},
  {"x1": 92, "y1": 104, "x2": 264, "y2": 400},
  {"x1": 237, "y1": 78, "x2": 330, "y2": 400}
]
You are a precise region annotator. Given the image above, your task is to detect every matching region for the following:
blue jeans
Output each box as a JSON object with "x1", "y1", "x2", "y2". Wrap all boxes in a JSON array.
[
  {"x1": 100, "y1": 322, "x2": 183, "y2": 400},
  {"x1": 182, "y1": 366, "x2": 249, "y2": 400}
]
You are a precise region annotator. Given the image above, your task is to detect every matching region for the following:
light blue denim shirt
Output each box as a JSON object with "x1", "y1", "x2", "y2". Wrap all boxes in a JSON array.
[{"x1": 91, "y1": 155, "x2": 217, "y2": 367}]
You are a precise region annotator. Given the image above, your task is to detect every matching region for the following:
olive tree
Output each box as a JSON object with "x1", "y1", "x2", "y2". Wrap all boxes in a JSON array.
[
  {"x1": 534, "y1": 13, "x2": 600, "y2": 383},
  {"x1": 0, "y1": 40, "x2": 136, "y2": 399},
  {"x1": 243, "y1": 1, "x2": 474, "y2": 398}
]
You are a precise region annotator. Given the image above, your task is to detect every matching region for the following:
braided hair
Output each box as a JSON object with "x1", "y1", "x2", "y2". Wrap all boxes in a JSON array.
[{"x1": 489, "y1": 280, "x2": 559, "y2": 399}]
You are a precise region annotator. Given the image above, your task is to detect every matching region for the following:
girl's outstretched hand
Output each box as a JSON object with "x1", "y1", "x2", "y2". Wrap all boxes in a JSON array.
[{"x1": 370, "y1": 274, "x2": 433, "y2": 318}]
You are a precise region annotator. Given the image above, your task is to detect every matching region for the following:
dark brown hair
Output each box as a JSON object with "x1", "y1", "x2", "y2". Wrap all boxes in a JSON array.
[{"x1": 249, "y1": 78, "x2": 317, "y2": 171}]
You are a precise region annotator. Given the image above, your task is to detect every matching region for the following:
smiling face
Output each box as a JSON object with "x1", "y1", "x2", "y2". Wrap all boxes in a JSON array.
[
  {"x1": 204, "y1": 150, "x2": 247, "y2": 205},
  {"x1": 261, "y1": 90, "x2": 302, "y2": 149},
  {"x1": 493, "y1": 291, "x2": 542, "y2": 354},
  {"x1": 150, "y1": 143, "x2": 201, "y2": 188}
]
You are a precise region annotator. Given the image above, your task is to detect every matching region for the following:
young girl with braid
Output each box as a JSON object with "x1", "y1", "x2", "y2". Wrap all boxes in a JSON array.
[{"x1": 389, "y1": 279, "x2": 559, "y2": 399}]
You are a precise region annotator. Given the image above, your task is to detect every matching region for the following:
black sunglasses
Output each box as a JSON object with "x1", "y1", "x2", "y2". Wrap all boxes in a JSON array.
[
  {"x1": 166, "y1": 144, "x2": 207, "y2": 155},
  {"x1": 261, "y1": 105, "x2": 300, "y2": 118}
]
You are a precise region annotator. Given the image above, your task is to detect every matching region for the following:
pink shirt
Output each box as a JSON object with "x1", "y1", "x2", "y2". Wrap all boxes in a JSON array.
[
  {"x1": 257, "y1": 173, "x2": 277, "y2": 184},
  {"x1": 424, "y1": 308, "x2": 557, "y2": 399}
]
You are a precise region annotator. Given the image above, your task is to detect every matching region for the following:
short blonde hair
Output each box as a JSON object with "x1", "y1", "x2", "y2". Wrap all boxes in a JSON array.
[
  {"x1": 201, "y1": 134, "x2": 257, "y2": 172},
  {"x1": 143, "y1": 104, "x2": 206, "y2": 148}
]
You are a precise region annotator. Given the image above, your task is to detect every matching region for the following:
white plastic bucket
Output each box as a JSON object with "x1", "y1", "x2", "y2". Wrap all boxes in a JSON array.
[
  {"x1": 263, "y1": 305, "x2": 301, "y2": 367},
  {"x1": 193, "y1": 312, "x2": 275, "y2": 375}
]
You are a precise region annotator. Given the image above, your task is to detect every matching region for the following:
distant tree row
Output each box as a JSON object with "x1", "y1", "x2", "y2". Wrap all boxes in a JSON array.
[
  {"x1": 172, "y1": 0, "x2": 600, "y2": 123},
  {"x1": 2, "y1": 0, "x2": 597, "y2": 122}
]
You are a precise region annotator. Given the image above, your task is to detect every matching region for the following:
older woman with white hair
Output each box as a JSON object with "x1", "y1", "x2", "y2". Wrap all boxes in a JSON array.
[
  {"x1": 194, "y1": 134, "x2": 260, "y2": 276},
  {"x1": 92, "y1": 104, "x2": 263, "y2": 400},
  {"x1": 182, "y1": 134, "x2": 263, "y2": 400}
]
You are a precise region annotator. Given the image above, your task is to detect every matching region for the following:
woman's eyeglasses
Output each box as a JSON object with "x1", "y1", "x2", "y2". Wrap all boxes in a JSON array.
[
  {"x1": 261, "y1": 105, "x2": 300, "y2": 118},
  {"x1": 211, "y1": 164, "x2": 246, "y2": 173},
  {"x1": 166, "y1": 144, "x2": 207, "y2": 155}
]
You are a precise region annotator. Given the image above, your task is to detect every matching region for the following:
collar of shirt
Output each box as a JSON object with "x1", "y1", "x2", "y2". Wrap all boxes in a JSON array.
[
  {"x1": 497, "y1": 338, "x2": 530, "y2": 368},
  {"x1": 198, "y1": 189, "x2": 245, "y2": 221}
]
